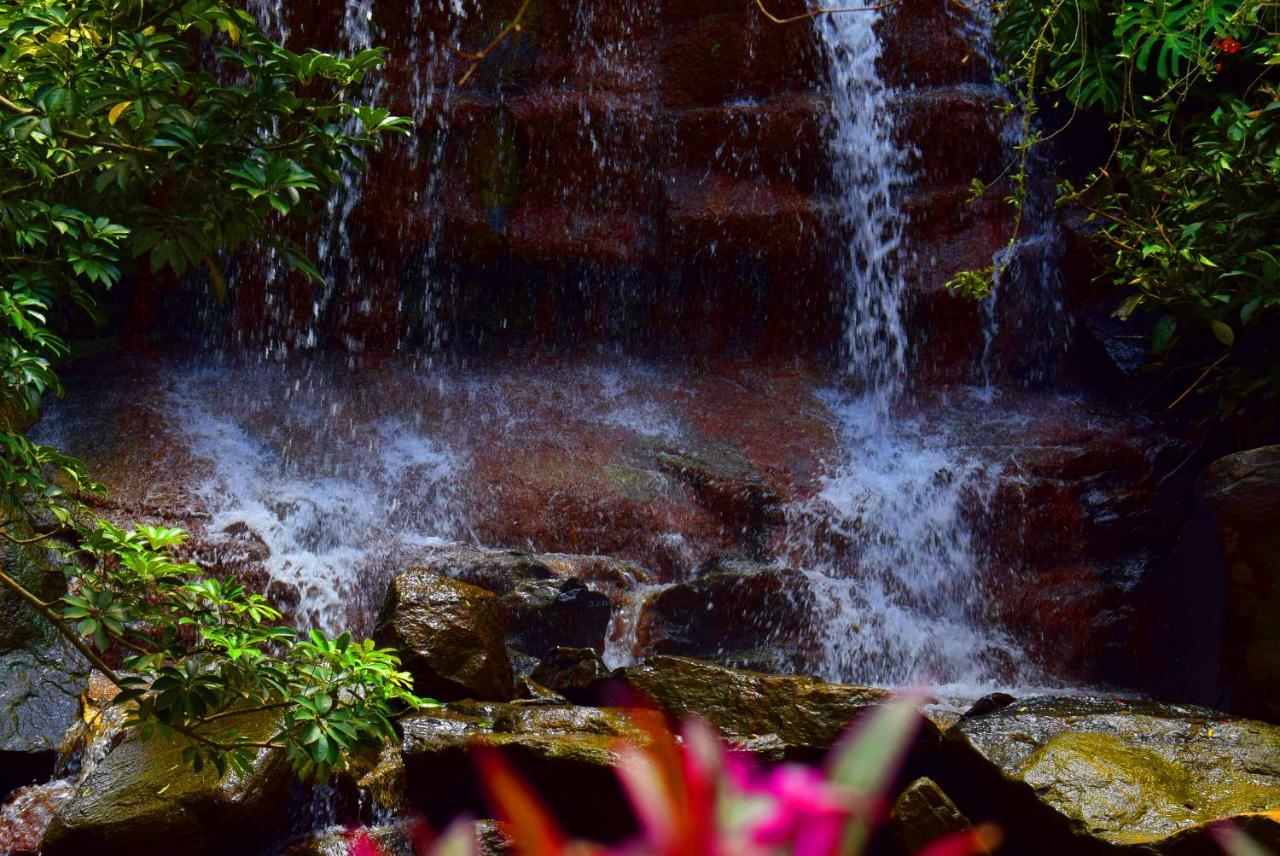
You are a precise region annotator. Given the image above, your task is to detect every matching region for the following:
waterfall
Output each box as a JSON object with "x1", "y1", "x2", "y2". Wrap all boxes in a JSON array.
[
  {"x1": 29, "y1": 1, "x2": 1089, "y2": 698},
  {"x1": 799, "y1": 9, "x2": 1034, "y2": 690},
  {"x1": 817, "y1": 10, "x2": 910, "y2": 417}
]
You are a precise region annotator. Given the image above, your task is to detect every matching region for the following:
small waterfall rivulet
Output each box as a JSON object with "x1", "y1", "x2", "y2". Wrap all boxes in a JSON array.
[
  {"x1": 789, "y1": 8, "x2": 1033, "y2": 690},
  {"x1": 31, "y1": 0, "x2": 1105, "y2": 697}
]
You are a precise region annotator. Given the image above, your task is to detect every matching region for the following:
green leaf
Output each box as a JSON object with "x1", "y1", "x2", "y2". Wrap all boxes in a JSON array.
[
  {"x1": 1152, "y1": 315, "x2": 1178, "y2": 353},
  {"x1": 1210, "y1": 320, "x2": 1235, "y2": 347}
]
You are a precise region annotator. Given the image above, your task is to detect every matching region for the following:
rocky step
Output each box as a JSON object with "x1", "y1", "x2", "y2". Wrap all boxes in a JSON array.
[
  {"x1": 938, "y1": 695, "x2": 1280, "y2": 854},
  {"x1": 16, "y1": 645, "x2": 1280, "y2": 854}
]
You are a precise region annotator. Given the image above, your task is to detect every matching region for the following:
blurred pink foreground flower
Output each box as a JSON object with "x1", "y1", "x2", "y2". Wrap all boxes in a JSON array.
[{"x1": 349, "y1": 695, "x2": 1005, "y2": 856}]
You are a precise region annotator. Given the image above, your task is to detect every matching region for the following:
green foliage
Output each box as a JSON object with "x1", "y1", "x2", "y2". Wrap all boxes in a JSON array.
[
  {"x1": 0, "y1": 0, "x2": 422, "y2": 779},
  {"x1": 970, "y1": 0, "x2": 1280, "y2": 417},
  {"x1": 60, "y1": 522, "x2": 428, "y2": 780},
  {"x1": 0, "y1": 0, "x2": 410, "y2": 502},
  {"x1": 944, "y1": 265, "x2": 995, "y2": 300}
]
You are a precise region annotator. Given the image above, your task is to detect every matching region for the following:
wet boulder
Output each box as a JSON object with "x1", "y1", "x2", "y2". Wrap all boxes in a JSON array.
[
  {"x1": 41, "y1": 711, "x2": 293, "y2": 856},
  {"x1": 413, "y1": 546, "x2": 616, "y2": 656},
  {"x1": 374, "y1": 570, "x2": 517, "y2": 702},
  {"x1": 0, "y1": 543, "x2": 89, "y2": 800},
  {"x1": 502, "y1": 577, "x2": 612, "y2": 658},
  {"x1": 889, "y1": 777, "x2": 973, "y2": 855},
  {"x1": 613, "y1": 656, "x2": 933, "y2": 760},
  {"x1": 1205, "y1": 446, "x2": 1280, "y2": 721},
  {"x1": 529, "y1": 647, "x2": 613, "y2": 704},
  {"x1": 399, "y1": 703, "x2": 657, "y2": 840},
  {"x1": 946, "y1": 697, "x2": 1280, "y2": 853},
  {"x1": 635, "y1": 557, "x2": 818, "y2": 672}
]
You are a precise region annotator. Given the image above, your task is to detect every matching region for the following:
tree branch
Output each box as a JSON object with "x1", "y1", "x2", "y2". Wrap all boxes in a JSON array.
[
  {"x1": 753, "y1": 0, "x2": 901, "y2": 25},
  {"x1": 0, "y1": 560, "x2": 122, "y2": 685},
  {"x1": 455, "y1": 0, "x2": 533, "y2": 86}
]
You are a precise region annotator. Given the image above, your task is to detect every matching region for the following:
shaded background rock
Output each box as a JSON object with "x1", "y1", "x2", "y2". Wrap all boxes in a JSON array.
[
  {"x1": 1204, "y1": 446, "x2": 1280, "y2": 722},
  {"x1": 529, "y1": 647, "x2": 613, "y2": 705},
  {"x1": 888, "y1": 777, "x2": 973, "y2": 855},
  {"x1": 0, "y1": 544, "x2": 89, "y2": 801}
]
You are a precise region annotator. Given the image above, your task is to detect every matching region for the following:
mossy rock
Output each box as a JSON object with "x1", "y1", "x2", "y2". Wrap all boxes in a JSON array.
[
  {"x1": 947, "y1": 697, "x2": 1280, "y2": 853},
  {"x1": 41, "y1": 710, "x2": 293, "y2": 856},
  {"x1": 398, "y1": 703, "x2": 654, "y2": 841},
  {"x1": 614, "y1": 656, "x2": 935, "y2": 760}
]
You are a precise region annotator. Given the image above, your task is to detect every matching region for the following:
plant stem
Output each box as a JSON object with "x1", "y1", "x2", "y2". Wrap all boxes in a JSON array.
[{"x1": 0, "y1": 560, "x2": 122, "y2": 685}]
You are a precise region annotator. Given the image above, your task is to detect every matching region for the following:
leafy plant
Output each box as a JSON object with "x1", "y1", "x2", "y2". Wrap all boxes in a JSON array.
[
  {"x1": 0, "y1": 0, "x2": 421, "y2": 778},
  {"x1": 957, "y1": 0, "x2": 1280, "y2": 421},
  {"x1": 0, "y1": 0, "x2": 411, "y2": 511},
  {"x1": 1, "y1": 522, "x2": 429, "y2": 780}
]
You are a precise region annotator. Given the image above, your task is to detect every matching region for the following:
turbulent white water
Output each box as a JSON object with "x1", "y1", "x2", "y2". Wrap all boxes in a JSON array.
[
  {"x1": 171, "y1": 368, "x2": 465, "y2": 633},
  {"x1": 784, "y1": 391, "x2": 1031, "y2": 691},
  {"x1": 805, "y1": 9, "x2": 1034, "y2": 690}
]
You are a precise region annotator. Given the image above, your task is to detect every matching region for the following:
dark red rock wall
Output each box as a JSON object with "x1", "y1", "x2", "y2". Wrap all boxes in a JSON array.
[{"x1": 219, "y1": 0, "x2": 1020, "y2": 378}]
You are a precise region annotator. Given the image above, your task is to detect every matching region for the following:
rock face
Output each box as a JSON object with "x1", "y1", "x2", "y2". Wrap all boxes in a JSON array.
[
  {"x1": 1205, "y1": 446, "x2": 1280, "y2": 721},
  {"x1": 946, "y1": 697, "x2": 1280, "y2": 853},
  {"x1": 399, "y1": 703, "x2": 656, "y2": 840},
  {"x1": 613, "y1": 656, "x2": 925, "y2": 760},
  {"x1": 529, "y1": 647, "x2": 613, "y2": 704},
  {"x1": 635, "y1": 557, "x2": 818, "y2": 671},
  {"x1": 218, "y1": 0, "x2": 1020, "y2": 384},
  {"x1": 41, "y1": 711, "x2": 292, "y2": 856},
  {"x1": 374, "y1": 570, "x2": 517, "y2": 702},
  {"x1": 979, "y1": 407, "x2": 1192, "y2": 685},
  {"x1": 889, "y1": 777, "x2": 972, "y2": 855},
  {"x1": 0, "y1": 544, "x2": 89, "y2": 800},
  {"x1": 460, "y1": 384, "x2": 827, "y2": 578}
]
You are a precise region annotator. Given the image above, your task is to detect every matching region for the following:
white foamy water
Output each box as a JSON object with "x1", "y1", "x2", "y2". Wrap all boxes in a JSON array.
[
  {"x1": 808, "y1": 11, "x2": 1036, "y2": 690},
  {"x1": 171, "y1": 368, "x2": 465, "y2": 632},
  {"x1": 784, "y1": 391, "x2": 1031, "y2": 692},
  {"x1": 817, "y1": 9, "x2": 911, "y2": 420}
]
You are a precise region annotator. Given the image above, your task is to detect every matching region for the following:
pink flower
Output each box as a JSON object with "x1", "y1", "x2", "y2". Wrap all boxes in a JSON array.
[
  {"x1": 743, "y1": 766, "x2": 851, "y2": 856},
  {"x1": 347, "y1": 828, "x2": 386, "y2": 856}
]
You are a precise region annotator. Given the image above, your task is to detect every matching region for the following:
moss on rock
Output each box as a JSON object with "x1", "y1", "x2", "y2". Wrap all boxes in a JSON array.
[
  {"x1": 42, "y1": 710, "x2": 292, "y2": 856},
  {"x1": 948, "y1": 697, "x2": 1280, "y2": 853}
]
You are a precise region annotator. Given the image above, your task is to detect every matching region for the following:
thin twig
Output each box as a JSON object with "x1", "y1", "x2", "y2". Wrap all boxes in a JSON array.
[
  {"x1": 1168, "y1": 353, "x2": 1229, "y2": 411},
  {"x1": 456, "y1": 0, "x2": 533, "y2": 86},
  {"x1": 754, "y1": 0, "x2": 900, "y2": 25}
]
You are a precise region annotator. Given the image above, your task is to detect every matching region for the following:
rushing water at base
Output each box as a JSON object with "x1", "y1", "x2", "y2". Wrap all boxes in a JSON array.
[
  {"x1": 34, "y1": 353, "x2": 1083, "y2": 694},
  {"x1": 799, "y1": 8, "x2": 1036, "y2": 689}
]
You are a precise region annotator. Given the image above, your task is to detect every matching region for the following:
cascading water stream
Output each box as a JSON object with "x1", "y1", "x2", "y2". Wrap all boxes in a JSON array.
[
  {"x1": 817, "y1": 9, "x2": 909, "y2": 419},
  {"x1": 32, "y1": 1, "x2": 1068, "y2": 696},
  {"x1": 797, "y1": 9, "x2": 1036, "y2": 690}
]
